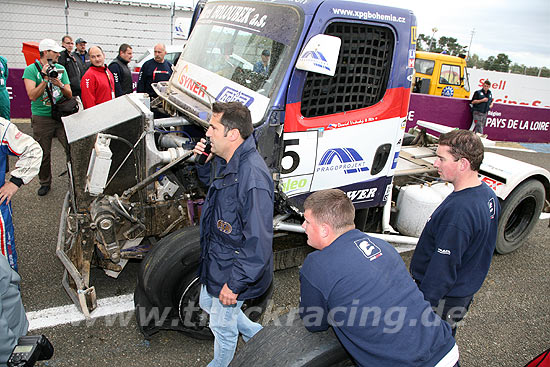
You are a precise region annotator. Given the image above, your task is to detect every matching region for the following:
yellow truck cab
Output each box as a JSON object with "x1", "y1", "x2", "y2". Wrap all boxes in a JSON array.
[{"x1": 413, "y1": 51, "x2": 470, "y2": 98}]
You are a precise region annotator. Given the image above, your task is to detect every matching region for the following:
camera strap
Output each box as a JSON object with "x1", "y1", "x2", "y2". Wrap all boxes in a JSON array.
[{"x1": 35, "y1": 62, "x2": 57, "y2": 106}]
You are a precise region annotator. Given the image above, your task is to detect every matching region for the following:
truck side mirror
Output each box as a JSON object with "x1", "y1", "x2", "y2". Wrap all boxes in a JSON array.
[{"x1": 295, "y1": 34, "x2": 341, "y2": 77}]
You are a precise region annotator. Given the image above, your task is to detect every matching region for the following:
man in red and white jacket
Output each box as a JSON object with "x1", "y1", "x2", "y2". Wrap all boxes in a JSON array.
[
  {"x1": 0, "y1": 117, "x2": 42, "y2": 271},
  {"x1": 80, "y1": 46, "x2": 115, "y2": 109}
]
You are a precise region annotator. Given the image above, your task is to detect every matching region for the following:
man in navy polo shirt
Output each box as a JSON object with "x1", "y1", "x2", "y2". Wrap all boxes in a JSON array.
[
  {"x1": 410, "y1": 129, "x2": 499, "y2": 337},
  {"x1": 300, "y1": 189, "x2": 459, "y2": 367}
]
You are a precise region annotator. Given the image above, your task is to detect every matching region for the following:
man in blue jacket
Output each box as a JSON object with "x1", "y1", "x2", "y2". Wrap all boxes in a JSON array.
[
  {"x1": 193, "y1": 102, "x2": 274, "y2": 367},
  {"x1": 410, "y1": 129, "x2": 499, "y2": 337},
  {"x1": 299, "y1": 189, "x2": 458, "y2": 367}
]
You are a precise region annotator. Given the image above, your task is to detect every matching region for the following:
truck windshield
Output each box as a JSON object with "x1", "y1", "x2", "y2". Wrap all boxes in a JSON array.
[
  {"x1": 415, "y1": 58, "x2": 435, "y2": 75},
  {"x1": 182, "y1": 2, "x2": 301, "y2": 98}
]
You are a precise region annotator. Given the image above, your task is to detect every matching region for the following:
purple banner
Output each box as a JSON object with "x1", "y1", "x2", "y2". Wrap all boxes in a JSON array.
[
  {"x1": 8, "y1": 67, "x2": 550, "y2": 143},
  {"x1": 7, "y1": 68, "x2": 140, "y2": 119},
  {"x1": 7, "y1": 68, "x2": 31, "y2": 118},
  {"x1": 407, "y1": 94, "x2": 550, "y2": 143}
]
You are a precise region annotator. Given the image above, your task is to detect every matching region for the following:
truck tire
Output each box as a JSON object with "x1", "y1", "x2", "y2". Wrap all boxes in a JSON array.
[
  {"x1": 230, "y1": 313, "x2": 353, "y2": 367},
  {"x1": 135, "y1": 226, "x2": 273, "y2": 339},
  {"x1": 496, "y1": 180, "x2": 545, "y2": 254}
]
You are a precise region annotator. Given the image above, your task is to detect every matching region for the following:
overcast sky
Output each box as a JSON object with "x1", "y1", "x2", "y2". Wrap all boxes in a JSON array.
[
  {"x1": 138, "y1": 0, "x2": 549, "y2": 68},
  {"x1": 367, "y1": 0, "x2": 550, "y2": 68}
]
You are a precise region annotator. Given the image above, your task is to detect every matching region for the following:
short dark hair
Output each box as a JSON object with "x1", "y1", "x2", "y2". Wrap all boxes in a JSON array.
[
  {"x1": 119, "y1": 43, "x2": 132, "y2": 53},
  {"x1": 438, "y1": 129, "x2": 484, "y2": 171},
  {"x1": 62, "y1": 35, "x2": 72, "y2": 43},
  {"x1": 484, "y1": 80, "x2": 491, "y2": 86},
  {"x1": 304, "y1": 189, "x2": 355, "y2": 232},
  {"x1": 212, "y1": 102, "x2": 253, "y2": 139}
]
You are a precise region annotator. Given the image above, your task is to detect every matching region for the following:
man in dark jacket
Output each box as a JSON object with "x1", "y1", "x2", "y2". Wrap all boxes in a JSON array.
[
  {"x1": 58, "y1": 35, "x2": 83, "y2": 97},
  {"x1": 108, "y1": 44, "x2": 133, "y2": 97},
  {"x1": 136, "y1": 43, "x2": 172, "y2": 98},
  {"x1": 193, "y1": 102, "x2": 274, "y2": 367},
  {"x1": 72, "y1": 38, "x2": 90, "y2": 72},
  {"x1": 469, "y1": 80, "x2": 494, "y2": 134}
]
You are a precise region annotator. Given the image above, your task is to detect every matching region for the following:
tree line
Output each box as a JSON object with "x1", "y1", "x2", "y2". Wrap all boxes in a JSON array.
[{"x1": 416, "y1": 33, "x2": 550, "y2": 78}]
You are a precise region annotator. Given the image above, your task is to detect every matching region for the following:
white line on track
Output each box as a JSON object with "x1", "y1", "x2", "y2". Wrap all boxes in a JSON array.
[
  {"x1": 27, "y1": 244, "x2": 418, "y2": 330},
  {"x1": 27, "y1": 293, "x2": 134, "y2": 331}
]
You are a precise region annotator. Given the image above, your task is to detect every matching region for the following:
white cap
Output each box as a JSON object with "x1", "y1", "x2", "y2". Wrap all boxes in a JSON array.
[{"x1": 38, "y1": 39, "x2": 64, "y2": 53}]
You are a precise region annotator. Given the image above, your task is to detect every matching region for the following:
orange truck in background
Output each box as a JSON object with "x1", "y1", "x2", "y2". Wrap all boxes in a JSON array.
[{"x1": 413, "y1": 51, "x2": 470, "y2": 98}]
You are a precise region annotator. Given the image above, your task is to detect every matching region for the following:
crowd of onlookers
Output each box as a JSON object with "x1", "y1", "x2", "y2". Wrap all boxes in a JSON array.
[{"x1": 0, "y1": 36, "x2": 175, "y2": 364}]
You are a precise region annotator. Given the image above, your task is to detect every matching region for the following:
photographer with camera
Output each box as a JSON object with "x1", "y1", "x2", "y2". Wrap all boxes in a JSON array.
[{"x1": 22, "y1": 39, "x2": 72, "y2": 197}]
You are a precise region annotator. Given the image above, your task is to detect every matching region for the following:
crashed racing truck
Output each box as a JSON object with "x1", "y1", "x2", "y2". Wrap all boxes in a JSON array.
[{"x1": 58, "y1": 0, "x2": 550, "y2": 360}]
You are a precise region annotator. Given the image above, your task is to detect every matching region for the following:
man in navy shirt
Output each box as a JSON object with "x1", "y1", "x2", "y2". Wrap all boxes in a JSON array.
[
  {"x1": 300, "y1": 189, "x2": 459, "y2": 367},
  {"x1": 137, "y1": 43, "x2": 172, "y2": 98},
  {"x1": 469, "y1": 80, "x2": 494, "y2": 134},
  {"x1": 410, "y1": 129, "x2": 500, "y2": 337}
]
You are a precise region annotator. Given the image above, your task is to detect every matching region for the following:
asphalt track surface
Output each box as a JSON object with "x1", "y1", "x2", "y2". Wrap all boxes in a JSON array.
[{"x1": 9, "y1": 120, "x2": 550, "y2": 367}]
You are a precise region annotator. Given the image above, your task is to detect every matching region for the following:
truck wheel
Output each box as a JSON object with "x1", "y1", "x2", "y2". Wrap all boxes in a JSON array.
[
  {"x1": 230, "y1": 313, "x2": 353, "y2": 367},
  {"x1": 135, "y1": 226, "x2": 273, "y2": 339},
  {"x1": 496, "y1": 180, "x2": 545, "y2": 254}
]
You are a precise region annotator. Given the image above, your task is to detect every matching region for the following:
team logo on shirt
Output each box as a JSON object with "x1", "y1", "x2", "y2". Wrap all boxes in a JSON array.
[
  {"x1": 437, "y1": 248, "x2": 451, "y2": 255},
  {"x1": 488, "y1": 197, "x2": 496, "y2": 219},
  {"x1": 217, "y1": 219, "x2": 232, "y2": 234},
  {"x1": 354, "y1": 237, "x2": 382, "y2": 261}
]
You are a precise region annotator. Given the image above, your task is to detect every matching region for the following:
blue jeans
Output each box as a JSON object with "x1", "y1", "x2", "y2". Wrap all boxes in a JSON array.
[{"x1": 199, "y1": 284, "x2": 263, "y2": 367}]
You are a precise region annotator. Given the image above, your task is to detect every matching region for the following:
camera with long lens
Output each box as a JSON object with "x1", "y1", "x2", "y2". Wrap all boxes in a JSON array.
[
  {"x1": 7, "y1": 335, "x2": 54, "y2": 367},
  {"x1": 45, "y1": 59, "x2": 58, "y2": 79}
]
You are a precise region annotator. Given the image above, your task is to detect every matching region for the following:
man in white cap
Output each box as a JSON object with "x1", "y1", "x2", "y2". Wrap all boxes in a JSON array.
[{"x1": 22, "y1": 38, "x2": 72, "y2": 196}]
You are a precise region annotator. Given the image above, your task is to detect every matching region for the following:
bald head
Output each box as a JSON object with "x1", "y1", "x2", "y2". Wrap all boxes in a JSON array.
[
  {"x1": 154, "y1": 43, "x2": 167, "y2": 63},
  {"x1": 89, "y1": 46, "x2": 105, "y2": 67}
]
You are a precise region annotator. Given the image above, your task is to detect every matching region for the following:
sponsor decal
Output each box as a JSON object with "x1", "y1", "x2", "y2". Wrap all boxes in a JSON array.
[
  {"x1": 317, "y1": 148, "x2": 369, "y2": 174},
  {"x1": 437, "y1": 248, "x2": 451, "y2": 255},
  {"x1": 383, "y1": 184, "x2": 392, "y2": 202},
  {"x1": 300, "y1": 51, "x2": 330, "y2": 72},
  {"x1": 217, "y1": 219, "x2": 232, "y2": 234},
  {"x1": 411, "y1": 27, "x2": 417, "y2": 45},
  {"x1": 216, "y1": 87, "x2": 254, "y2": 107},
  {"x1": 332, "y1": 8, "x2": 406, "y2": 23},
  {"x1": 15, "y1": 132, "x2": 22, "y2": 139},
  {"x1": 488, "y1": 197, "x2": 496, "y2": 219},
  {"x1": 281, "y1": 176, "x2": 310, "y2": 194},
  {"x1": 480, "y1": 176, "x2": 503, "y2": 191},
  {"x1": 391, "y1": 151, "x2": 400, "y2": 169},
  {"x1": 325, "y1": 118, "x2": 377, "y2": 130},
  {"x1": 201, "y1": 5, "x2": 267, "y2": 29},
  {"x1": 347, "y1": 188, "x2": 377, "y2": 203},
  {"x1": 355, "y1": 237, "x2": 382, "y2": 261},
  {"x1": 177, "y1": 64, "x2": 207, "y2": 98},
  {"x1": 441, "y1": 86, "x2": 454, "y2": 97}
]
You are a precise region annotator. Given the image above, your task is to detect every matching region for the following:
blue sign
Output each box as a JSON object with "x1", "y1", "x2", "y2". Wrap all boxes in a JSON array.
[
  {"x1": 318, "y1": 148, "x2": 369, "y2": 174},
  {"x1": 216, "y1": 87, "x2": 255, "y2": 107},
  {"x1": 441, "y1": 86, "x2": 454, "y2": 97}
]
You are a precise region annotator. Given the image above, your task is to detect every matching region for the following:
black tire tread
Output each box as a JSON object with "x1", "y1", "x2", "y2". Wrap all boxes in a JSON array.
[
  {"x1": 496, "y1": 179, "x2": 545, "y2": 254},
  {"x1": 230, "y1": 313, "x2": 352, "y2": 367}
]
